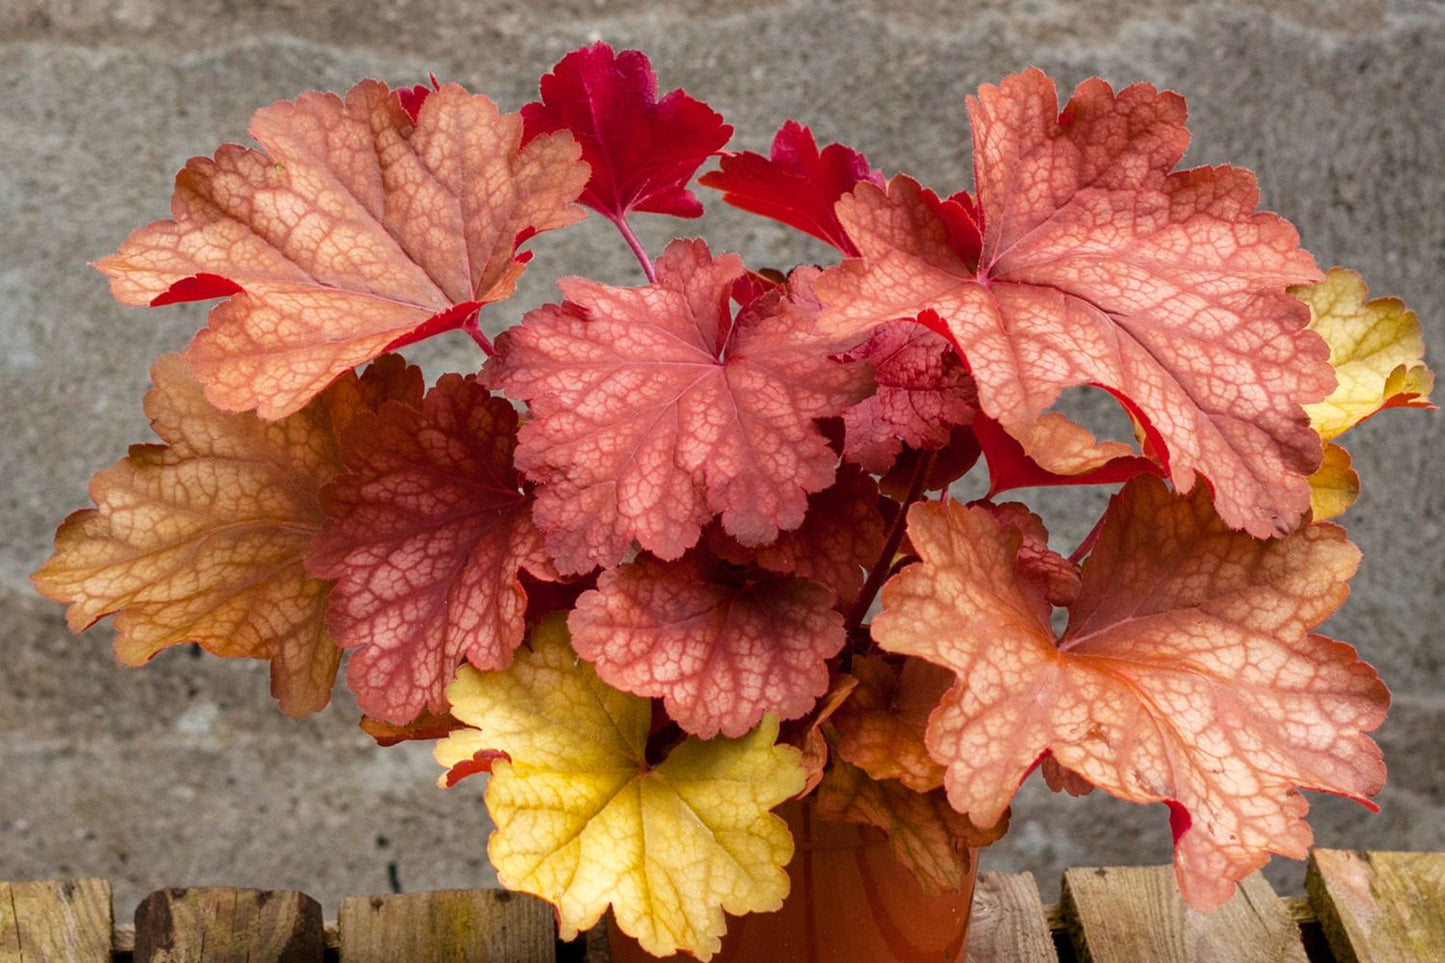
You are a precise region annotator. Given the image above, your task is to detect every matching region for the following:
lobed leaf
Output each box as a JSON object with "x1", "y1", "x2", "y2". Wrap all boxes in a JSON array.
[
  {"x1": 839, "y1": 318, "x2": 978, "y2": 474},
  {"x1": 816, "y1": 69, "x2": 1332, "y2": 537},
  {"x1": 437, "y1": 616, "x2": 804, "y2": 960},
  {"x1": 489, "y1": 239, "x2": 872, "y2": 573},
  {"x1": 307, "y1": 374, "x2": 553, "y2": 724},
  {"x1": 700, "y1": 120, "x2": 883, "y2": 254},
  {"x1": 522, "y1": 42, "x2": 731, "y2": 223},
  {"x1": 32, "y1": 354, "x2": 421, "y2": 717},
  {"x1": 1295, "y1": 266, "x2": 1434, "y2": 441},
  {"x1": 815, "y1": 758, "x2": 1007, "y2": 895},
  {"x1": 96, "y1": 81, "x2": 588, "y2": 418},
  {"x1": 568, "y1": 549, "x2": 846, "y2": 738},
  {"x1": 872, "y1": 476, "x2": 1387, "y2": 910},
  {"x1": 829, "y1": 654, "x2": 950, "y2": 792}
]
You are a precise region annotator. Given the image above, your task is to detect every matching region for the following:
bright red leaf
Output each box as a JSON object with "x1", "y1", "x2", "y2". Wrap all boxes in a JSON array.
[
  {"x1": 489, "y1": 239, "x2": 872, "y2": 574},
  {"x1": 705, "y1": 464, "x2": 885, "y2": 607},
  {"x1": 307, "y1": 375, "x2": 553, "y2": 724},
  {"x1": 699, "y1": 120, "x2": 883, "y2": 254},
  {"x1": 567, "y1": 549, "x2": 846, "y2": 738},
  {"x1": 96, "y1": 80, "x2": 589, "y2": 418},
  {"x1": 816, "y1": 69, "x2": 1332, "y2": 537},
  {"x1": 839, "y1": 317, "x2": 978, "y2": 473},
  {"x1": 873, "y1": 476, "x2": 1387, "y2": 910},
  {"x1": 522, "y1": 42, "x2": 731, "y2": 223}
]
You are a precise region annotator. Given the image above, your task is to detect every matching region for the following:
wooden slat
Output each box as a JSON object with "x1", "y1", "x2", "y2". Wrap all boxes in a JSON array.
[
  {"x1": 0, "y1": 879, "x2": 113, "y2": 963},
  {"x1": 133, "y1": 887, "x2": 324, "y2": 962},
  {"x1": 1062, "y1": 865, "x2": 1307, "y2": 962},
  {"x1": 337, "y1": 889, "x2": 556, "y2": 963},
  {"x1": 1306, "y1": 849, "x2": 1445, "y2": 962},
  {"x1": 966, "y1": 872, "x2": 1060, "y2": 962}
]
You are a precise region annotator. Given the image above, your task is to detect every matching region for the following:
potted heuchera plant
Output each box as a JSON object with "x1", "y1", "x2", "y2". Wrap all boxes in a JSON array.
[{"x1": 33, "y1": 43, "x2": 1434, "y2": 961}]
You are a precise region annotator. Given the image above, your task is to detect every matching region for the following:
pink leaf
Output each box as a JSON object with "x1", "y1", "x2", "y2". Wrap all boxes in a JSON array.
[
  {"x1": 489, "y1": 240, "x2": 872, "y2": 574},
  {"x1": 569, "y1": 550, "x2": 846, "y2": 738}
]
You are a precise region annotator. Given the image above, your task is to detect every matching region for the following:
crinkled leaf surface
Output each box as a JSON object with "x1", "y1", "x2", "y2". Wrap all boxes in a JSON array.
[
  {"x1": 872, "y1": 475, "x2": 1387, "y2": 910},
  {"x1": 817, "y1": 69, "x2": 1332, "y2": 537},
  {"x1": 522, "y1": 42, "x2": 731, "y2": 222},
  {"x1": 1296, "y1": 267, "x2": 1434, "y2": 441},
  {"x1": 437, "y1": 617, "x2": 804, "y2": 960},
  {"x1": 307, "y1": 374, "x2": 553, "y2": 723},
  {"x1": 96, "y1": 81, "x2": 587, "y2": 418},
  {"x1": 568, "y1": 549, "x2": 846, "y2": 738},
  {"x1": 32, "y1": 354, "x2": 420, "y2": 717},
  {"x1": 700, "y1": 121, "x2": 882, "y2": 254},
  {"x1": 490, "y1": 239, "x2": 871, "y2": 573},
  {"x1": 839, "y1": 318, "x2": 978, "y2": 473},
  {"x1": 815, "y1": 758, "x2": 1006, "y2": 895},
  {"x1": 704, "y1": 465, "x2": 885, "y2": 606},
  {"x1": 830, "y1": 654, "x2": 950, "y2": 792}
]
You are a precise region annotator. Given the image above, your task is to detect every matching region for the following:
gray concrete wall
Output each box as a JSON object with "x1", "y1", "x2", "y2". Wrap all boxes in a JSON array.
[{"x1": 3, "y1": 0, "x2": 1442, "y2": 923}]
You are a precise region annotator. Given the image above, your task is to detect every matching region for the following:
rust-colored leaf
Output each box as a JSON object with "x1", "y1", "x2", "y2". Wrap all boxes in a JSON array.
[
  {"x1": 33, "y1": 354, "x2": 420, "y2": 716},
  {"x1": 830, "y1": 654, "x2": 950, "y2": 793}
]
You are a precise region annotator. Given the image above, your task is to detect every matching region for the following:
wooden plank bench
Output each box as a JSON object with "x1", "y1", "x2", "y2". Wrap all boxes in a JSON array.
[{"x1": 2, "y1": 850, "x2": 1441, "y2": 961}]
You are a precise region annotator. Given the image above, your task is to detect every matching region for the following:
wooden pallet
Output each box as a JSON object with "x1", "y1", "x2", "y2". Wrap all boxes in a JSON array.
[{"x1": 3, "y1": 850, "x2": 1441, "y2": 961}]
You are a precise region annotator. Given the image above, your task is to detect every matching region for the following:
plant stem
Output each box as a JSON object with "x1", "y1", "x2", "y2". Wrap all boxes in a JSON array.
[
  {"x1": 1067, "y1": 507, "x2": 1108, "y2": 565},
  {"x1": 846, "y1": 450, "x2": 937, "y2": 634},
  {"x1": 613, "y1": 214, "x2": 658, "y2": 283},
  {"x1": 462, "y1": 313, "x2": 495, "y2": 356}
]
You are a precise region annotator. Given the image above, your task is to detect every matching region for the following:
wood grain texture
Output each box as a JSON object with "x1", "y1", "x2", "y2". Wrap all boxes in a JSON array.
[
  {"x1": 1062, "y1": 865, "x2": 1307, "y2": 963},
  {"x1": 132, "y1": 888, "x2": 324, "y2": 962},
  {"x1": 0, "y1": 879, "x2": 112, "y2": 963},
  {"x1": 966, "y1": 872, "x2": 1060, "y2": 962},
  {"x1": 1306, "y1": 849, "x2": 1445, "y2": 962},
  {"x1": 337, "y1": 889, "x2": 556, "y2": 963}
]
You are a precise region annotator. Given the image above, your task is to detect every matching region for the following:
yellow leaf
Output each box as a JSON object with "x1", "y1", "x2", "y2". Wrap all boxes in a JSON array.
[
  {"x1": 437, "y1": 616, "x2": 805, "y2": 960},
  {"x1": 1296, "y1": 267, "x2": 1433, "y2": 441},
  {"x1": 1309, "y1": 443, "x2": 1360, "y2": 521},
  {"x1": 32, "y1": 353, "x2": 419, "y2": 716}
]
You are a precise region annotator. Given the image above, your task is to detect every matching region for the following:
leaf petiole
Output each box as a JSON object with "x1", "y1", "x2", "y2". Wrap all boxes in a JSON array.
[
  {"x1": 612, "y1": 214, "x2": 658, "y2": 283},
  {"x1": 846, "y1": 449, "x2": 937, "y2": 635}
]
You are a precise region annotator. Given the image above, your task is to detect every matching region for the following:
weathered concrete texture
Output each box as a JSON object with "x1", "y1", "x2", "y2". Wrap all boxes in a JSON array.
[{"x1": 2, "y1": 0, "x2": 1442, "y2": 920}]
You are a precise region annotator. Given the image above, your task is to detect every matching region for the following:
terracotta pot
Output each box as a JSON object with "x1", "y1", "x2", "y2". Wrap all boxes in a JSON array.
[{"x1": 607, "y1": 798, "x2": 978, "y2": 962}]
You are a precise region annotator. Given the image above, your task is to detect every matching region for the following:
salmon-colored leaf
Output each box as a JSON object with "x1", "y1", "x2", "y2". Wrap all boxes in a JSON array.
[
  {"x1": 489, "y1": 239, "x2": 871, "y2": 573},
  {"x1": 699, "y1": 120, "x2": 883, "y2": 254},
  {"x1": 32, "y1": 354, "x2": 419, "y2": 717},
  {"x1": 779, "y1": 672, "x2": 860, "y2": 797},
  {"x1": 307, "y1": 374, "x2": 553, "y2": 724},
  {"x1": 568, "y1": 549, "x2": 846, "y2": 738},
  {"x1": 839, "y1": 318, "x2": 978, "y2": 474},
  {"x1": 815, "y1": 759, "x2": 1006, "y2": 895},
  {"x1": 522, "y1": 43, "x2": 731, "y2": 223},
  {"x1": 817, "y1": 70, "x2": 1332, "y2": 537},
  {"x1": 96, "y1": 80, "x2": 588, "y2": 418},
  {"x1": 973, "y1": 412, "x2": 1162, "y2": 495},
  {"x1": 1296, "y1": 267, "x2": 1434, "y2": 441},
  {"x1": 872, "y1": 476, "x2": 1387, "y2": 910},
  {"x1": 704, "y1": 465, "x2": 885, "y2": 607},
  {"x1": 830, "y1": 654, "x2": 950, "y2": 792},
  {"x1": 438, "y1": 616, "x2": 804, "y2": 960},
  {"x1": 981, "y1": 501, "x2": 1081, "y2": 610}
]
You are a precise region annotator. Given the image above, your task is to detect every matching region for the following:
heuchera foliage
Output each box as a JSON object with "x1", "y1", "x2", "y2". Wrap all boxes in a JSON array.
[{"x1": 38, "y1": 42, "x2": 1433, "y2": 959}]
